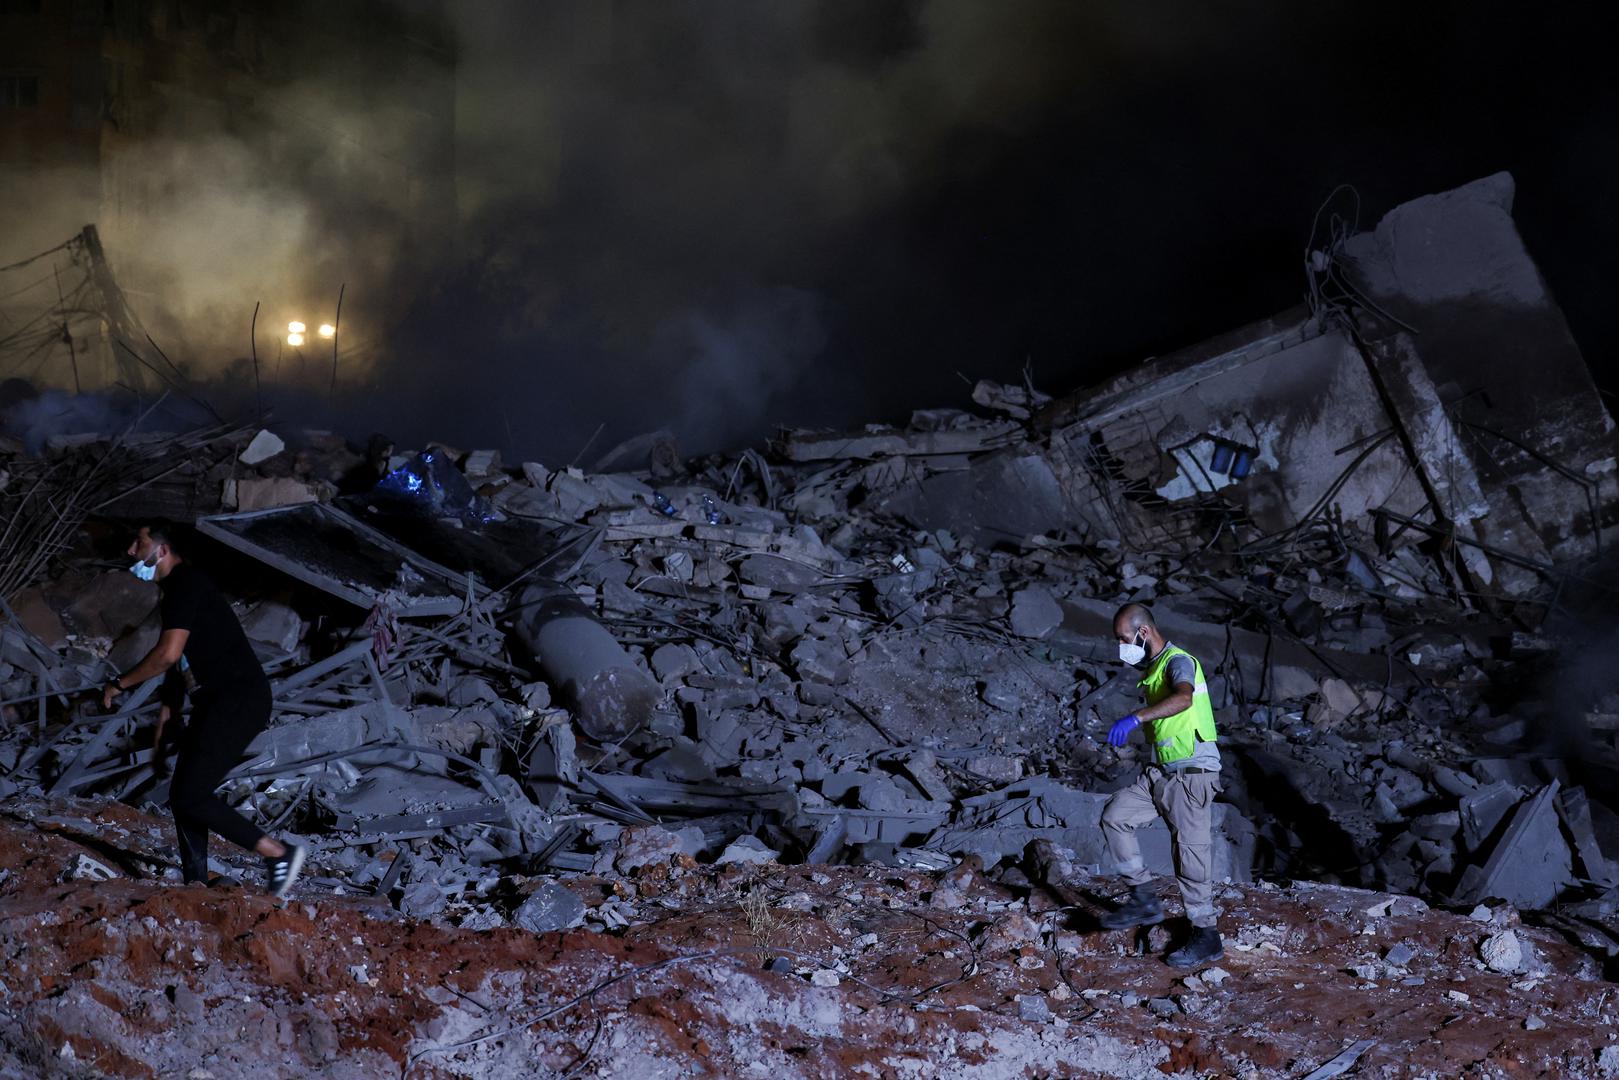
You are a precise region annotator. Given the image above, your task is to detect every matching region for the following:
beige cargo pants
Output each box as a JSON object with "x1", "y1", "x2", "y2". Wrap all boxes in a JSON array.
[{"x1": 1100, "y1": 766, "x2": 1221, "y2": 927}]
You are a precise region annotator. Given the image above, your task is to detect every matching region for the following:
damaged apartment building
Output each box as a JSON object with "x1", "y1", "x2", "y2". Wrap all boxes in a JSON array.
[
  {"x1": 889, "y1": 171, "x2": 1614, "y2": 608},
  {"x1": 3, "y1": 174, "x2": 1619, "y2": 1077}
]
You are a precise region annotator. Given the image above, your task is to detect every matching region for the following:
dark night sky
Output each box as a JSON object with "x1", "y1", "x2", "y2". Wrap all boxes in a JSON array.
[{"x1": 335, "y1": 1, "x2": 1618, "y2": 463}]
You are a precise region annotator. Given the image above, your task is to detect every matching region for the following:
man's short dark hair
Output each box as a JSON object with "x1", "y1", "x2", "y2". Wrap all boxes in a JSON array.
[
  {"x1": 1115, "y1": 602, "x2": 1156, "y2": 634},
  {"x1": 141, "y1": 518, "x2": 182, "y2": 554}
]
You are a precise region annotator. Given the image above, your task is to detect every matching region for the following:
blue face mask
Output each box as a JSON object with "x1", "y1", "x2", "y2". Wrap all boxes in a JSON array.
[{"x1": 129, "y1": 558, "x2": 157, "y2": 582}]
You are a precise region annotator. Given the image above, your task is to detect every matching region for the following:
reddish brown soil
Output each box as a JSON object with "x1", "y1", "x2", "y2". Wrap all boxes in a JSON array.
[{"x1": 0, "y1": 795, "x2": 1611, "y2": 1078}]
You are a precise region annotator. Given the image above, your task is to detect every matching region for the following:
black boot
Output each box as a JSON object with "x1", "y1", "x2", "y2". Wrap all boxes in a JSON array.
[
  {"x1": 1099, "y1": 884, "x2": 1165, "y2": 929},
  {"x1": 1166, "y1": 925, "x2": 1224, "y2": 968}
]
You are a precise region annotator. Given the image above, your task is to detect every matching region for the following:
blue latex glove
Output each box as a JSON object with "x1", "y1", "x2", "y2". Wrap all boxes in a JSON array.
[{"x1": 1108, "y1": 714, "x2": 1142, "y2": 747}]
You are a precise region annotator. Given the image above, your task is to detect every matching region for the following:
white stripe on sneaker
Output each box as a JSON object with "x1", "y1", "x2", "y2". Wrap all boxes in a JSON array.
[{"x1": 271, "y1": 845, "x2": 305, "y2": 899}]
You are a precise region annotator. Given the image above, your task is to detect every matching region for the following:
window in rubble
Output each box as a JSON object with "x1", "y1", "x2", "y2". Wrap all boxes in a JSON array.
[{"x1": 0, "y1": 73, "x2": 39, "y2": 108}]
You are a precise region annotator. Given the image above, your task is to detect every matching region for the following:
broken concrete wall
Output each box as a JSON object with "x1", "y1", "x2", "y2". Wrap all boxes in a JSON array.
[
  {"x1": 1343, "y1": 172, "x2": 1619, "y2": 563},
  {"x1": 1048, "y1": 324, "x2": 1427, "y2": 541},
  {"x1": 891, "y1": 173, "x2": 1617, "y2": 595}
]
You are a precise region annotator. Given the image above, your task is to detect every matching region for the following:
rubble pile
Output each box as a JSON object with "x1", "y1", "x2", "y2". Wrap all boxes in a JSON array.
[
  {"x1": 2, "y1": 394, "x2": 1617, "y2": 952},
  {"x1": 2, "y1": 173, "x2": 1619, "y2": 1074}
]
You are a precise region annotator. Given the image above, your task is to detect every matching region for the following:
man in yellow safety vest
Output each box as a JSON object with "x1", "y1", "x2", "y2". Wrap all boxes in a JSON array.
[{"x1": 1097, "y1": 602, "x2": 1224, "y2": 968}]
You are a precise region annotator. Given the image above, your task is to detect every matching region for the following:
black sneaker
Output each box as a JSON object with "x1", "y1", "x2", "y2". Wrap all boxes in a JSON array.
[
  {"x1": 1166, "y1": 925, "x2": 1224, "y2": 968},
  {"x1": 265, "y1": 845, "x2": 305, "y2": 898},
  {"x1": 1099, "y1": 884, "x2": 1165, "y2": 930}
]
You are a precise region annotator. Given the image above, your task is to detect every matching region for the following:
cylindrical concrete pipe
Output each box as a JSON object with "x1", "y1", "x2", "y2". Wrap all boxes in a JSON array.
[{"x1": 512, "y1": 582, "x2": 658, "y2": 739}]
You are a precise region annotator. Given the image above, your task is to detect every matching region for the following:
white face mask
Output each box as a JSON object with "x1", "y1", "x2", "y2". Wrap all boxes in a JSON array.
[
  {"x1": 129, "y1": 557, "x2": 158, "y2": 582},
  {"x1": 1117, "y1": 632, "x2": 1147, "y2": 667}
]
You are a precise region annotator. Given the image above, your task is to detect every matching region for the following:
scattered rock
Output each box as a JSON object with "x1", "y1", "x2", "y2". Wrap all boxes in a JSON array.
[
  {"x1": 239, "y1": 429, "x2": 285, "y2": 465},
  {"x1": 1385, "y1": 943, "x2": 1416, "y2": 967},
  {"x1": 1481, "y1": 930, "x2": 1523, "y2": 974},
  {"x1": 512, "y1": 883, "x2": 586, "y2": 933},
  {"x1": 1009, "y1": 586, "x2": 1063, "y2": 639},
  {"x1": 1017, "y1": 994, "x2": 1051, "y2": 1022},
  {"x1": 714, "y1": 836, "x2": 780, "y2": 866}
]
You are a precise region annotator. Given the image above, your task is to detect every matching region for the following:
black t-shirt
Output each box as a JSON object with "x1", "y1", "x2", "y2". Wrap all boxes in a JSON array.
[{"x1": 159, "y1": 562, "x2": 267, "y2": 692}]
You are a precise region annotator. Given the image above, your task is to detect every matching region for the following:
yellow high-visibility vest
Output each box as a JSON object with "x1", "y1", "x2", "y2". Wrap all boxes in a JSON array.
[{"x1": 1138, "y1": 644, "x2": 1217, "y2": 765}]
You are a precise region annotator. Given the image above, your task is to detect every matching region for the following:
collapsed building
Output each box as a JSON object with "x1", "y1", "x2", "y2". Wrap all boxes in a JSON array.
[{"x1": 2, "y1": 174, "x2": 1619, "y2": 1076}]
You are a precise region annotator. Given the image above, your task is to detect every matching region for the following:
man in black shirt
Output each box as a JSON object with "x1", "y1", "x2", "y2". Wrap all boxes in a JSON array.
[{"x1": 101, "y1": 521, "x2": 304, "y2": 897}]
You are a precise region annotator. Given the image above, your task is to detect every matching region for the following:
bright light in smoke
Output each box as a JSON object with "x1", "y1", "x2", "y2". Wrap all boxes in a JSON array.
[
  {"x1": 318, "y1": 324, "x2": 336, "y2": 339},
  {"x1": 287, "y1": 320, "x2": 306, "y2": 334},
  {"x1": 286, "y1": 332, "x2": 305, "y2": 347}
]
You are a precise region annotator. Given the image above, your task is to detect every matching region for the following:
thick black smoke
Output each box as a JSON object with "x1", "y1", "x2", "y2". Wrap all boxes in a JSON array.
[
  {"x1": 342, "y1": 0, "x2": 1619, "y2": 464},
  {"x1": 6, "y1": 1, "x2": 1615, "y2": 467}
]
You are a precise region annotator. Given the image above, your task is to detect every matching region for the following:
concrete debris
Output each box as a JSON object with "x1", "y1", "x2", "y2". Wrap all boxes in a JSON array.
[
  {"x1": 1008, "y1": 585, "x2": 1063, "y2": 639},
  {"x1": 714, "y1": 836, "x2": 780, "y2": 866},
  {"x1": 238, "y1": 429, "x2": 285, "y2": 466},
  {"x1": 1480, "y1": 929, "x2": 1524, "y2": 974},
  {"x1": 1016, "y1": 993, "x2": 1051, "y2": 1022},
  {"x1": 511, "y1": 882, "x2": 586, "y2": 934},
  {"x1": 0, "y1": 176, "x2": 1616, "y2": 1073},
  {"x1": 1454, "y1": 783, "x2": 1574, "y2": 910}
]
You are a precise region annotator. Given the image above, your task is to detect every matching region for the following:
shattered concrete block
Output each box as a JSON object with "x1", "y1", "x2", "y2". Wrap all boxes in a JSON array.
[
  {"x1": 1384, "y1": 943, "x2": 1416, "y2": 968},
  {"x1": 1454, "y1": 782, "x2": 1573, "y2": 910},
  {"x1": 855, "y1": 776, "x2": 907, "y2": 812},
  {"x1": 902, "y1": 750, "x2": 953, "y2": 803},
  {"x1": 1016, "y1": 994, "x2": 1051, "y2": 1023},
  {"x1": 1317, "y1": 677, "x2": 1363, "y2": 719},
  {"x1": 979, "y1": 677, "x2": 1020, "y2": 712},
  {"x1": 519, "y1": 681, "x2": 552, "y2": 711},
  {"x1": 462, "y1": 449, "x2": 502, "y2": 478},
  {"x1": 445, "y1": 675, "x2": 498, "y2": 706},
  {"x1": 1556, "y1": 786, "x2": 1617, "y2": 888},
  {"x1": 715, "y1": 836, "x2": 780, "y2": 866},
  {"x1": 235, "y1": 476, "x2": 323, "y2": 512},
  {"x1": 738, "y1": 554, "x2": 822, "y2": 595},
  {"x1": 240, "y1": 600, "x2": 302, "y2": 653},
  {"x1": 967, "y1": 755, "x2": 1023, "y2": 784},
  {"x1": 1009, "y1": 586, "x2": 1063, "y2": 639},
  {"x1": 790, "y1": 637, "x2": 851, "y2": 686},
  {"x1": 399, "y1": 882, "x2": 448, "y2": 919},
  {"x1": 650, "y1": 643, "x2": 703, "y2": 682},
  {"x1": 1432, "y1": 766, "x2": 1479, "y2": 798},
  {"x1": 1460, "y1": 782, "x2": 1524, "y2": 852},
  {"x1": 614, "y1": 825, "x2": 692, "y2": 873},
  {"x1": 512, "y1": 882, "x2": 586, "y2": 934},
  {"x1": 239, "y1": 429, "x2": 285, "y2": 465},
  {"x1": 1480, "y1": 930, "x2": 1523, "y2": 973}
]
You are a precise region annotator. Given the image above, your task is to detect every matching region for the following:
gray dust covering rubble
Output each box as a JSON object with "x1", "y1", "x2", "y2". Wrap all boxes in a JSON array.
[{"x1": 4, "y1": 174, "x2": 1619, "y2": 1075}]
